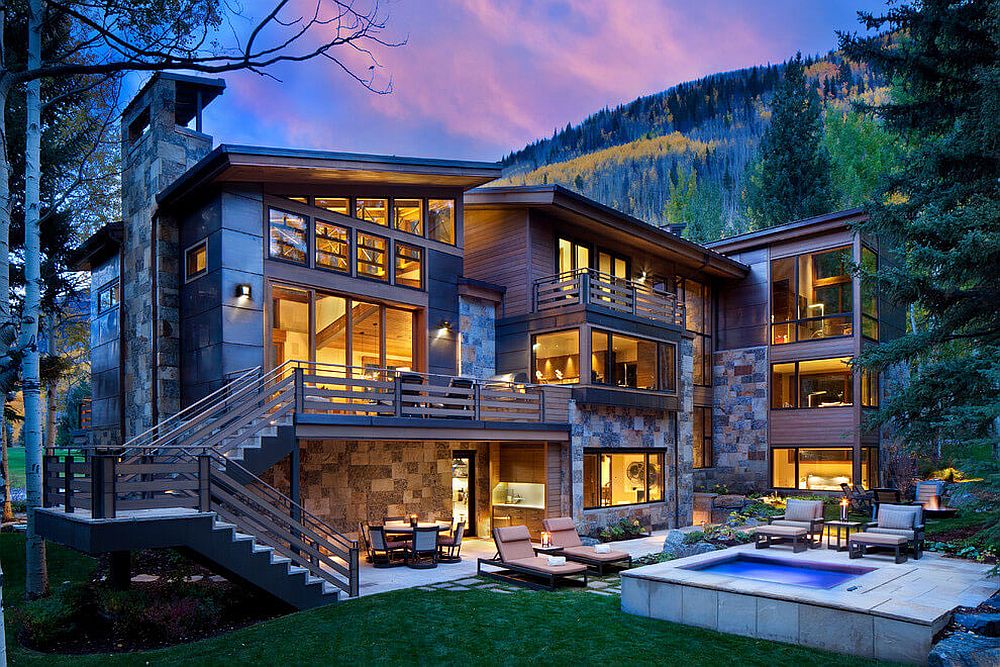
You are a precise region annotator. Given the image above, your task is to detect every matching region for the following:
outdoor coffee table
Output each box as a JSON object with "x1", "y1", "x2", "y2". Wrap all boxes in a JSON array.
[{"x1": 825, "y1": 520, "x2": 864, "y2": 552}]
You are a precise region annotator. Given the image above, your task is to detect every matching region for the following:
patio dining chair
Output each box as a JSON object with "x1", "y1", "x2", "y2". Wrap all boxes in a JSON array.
[
  {"x1": 444, "y1": 377, "x2": 475, "y2": 417},
  {"x1": 406, "y1": 525, "x2": 441, "y2": 569},
  {"x1": 368, "y1": 525, "x2": 407, "y2": 568},
  {"x1": 437, "y1": 521, "x2": 465, "y2": 563},
  {"x1": 398, "y1": 372, "x2": 426, "y2": 417},
  {"x1": 357, "y1": 522, "x2": 374, "y2": 563}
]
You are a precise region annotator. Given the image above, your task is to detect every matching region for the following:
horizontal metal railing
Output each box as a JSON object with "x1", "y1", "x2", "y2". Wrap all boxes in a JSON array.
[{"x1": 533, "y1": 268, "x2": 685, "y2": 327}]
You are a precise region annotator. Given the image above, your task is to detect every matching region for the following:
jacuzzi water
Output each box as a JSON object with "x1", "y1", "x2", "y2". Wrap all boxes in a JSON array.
[{"x1": 680, "y1": 553, "x2": 875, "y2": 589}]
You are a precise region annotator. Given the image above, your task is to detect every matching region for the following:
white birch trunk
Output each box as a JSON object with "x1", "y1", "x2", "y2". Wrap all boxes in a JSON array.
[
  {"x1": 45, "y1": 316, "x2": 56, "y2": 449},
  {"x1": 1, "y1": 409, "x2": 12, "y2": 523},
  {"x1": 23, "y1": 0, "x2": 48, "y2": 599}
]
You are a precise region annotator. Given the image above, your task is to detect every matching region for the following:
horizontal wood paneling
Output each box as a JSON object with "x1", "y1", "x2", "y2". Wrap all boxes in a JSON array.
[
  {"x1": 769, "y1": 407, "x2": 856, "y2": 445},
  {"x1": 768, "y1": 230, "x2": 854, "y2": 259},
  {"x1": 464, "y1": 209, "x2": 531, "y2": 316},
  {"x1": 499, "y1": 444, "x2": 546, "y2": 483},
  {"x1": 768, "y1": 336, "x2": 855, "y2": 363}
]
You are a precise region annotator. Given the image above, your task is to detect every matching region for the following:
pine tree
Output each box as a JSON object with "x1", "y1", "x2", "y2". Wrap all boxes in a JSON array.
[
  {"x1": 840, "y1": 0, "x2": 999, "y2": 530},
  {"x1": 744, "y1": 53, "x2": 834, "y2": 229}
]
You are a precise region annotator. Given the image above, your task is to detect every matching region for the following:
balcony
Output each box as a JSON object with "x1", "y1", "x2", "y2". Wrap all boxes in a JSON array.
[{"x1": 533, "y1": 269, "x2": 684, "y2": 327}]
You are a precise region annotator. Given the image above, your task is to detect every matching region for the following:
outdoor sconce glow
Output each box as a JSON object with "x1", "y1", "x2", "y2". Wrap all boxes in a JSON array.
[
  {"x1": 236, "y1": 283, "x2": 252, "y2": 299},
  {"x1": 436, "y1": 320, "x2": 452, "y2": 337}
]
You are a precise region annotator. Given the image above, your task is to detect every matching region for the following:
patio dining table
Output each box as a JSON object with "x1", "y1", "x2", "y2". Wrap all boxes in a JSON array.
[{"x1": 383, "y1": 521, "x2": 451, "y2": 536}]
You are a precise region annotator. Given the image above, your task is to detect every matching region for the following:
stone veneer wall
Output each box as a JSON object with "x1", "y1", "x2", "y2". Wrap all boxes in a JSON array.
[
  {"x1": 120, "y1": 78, "x2": 214, "y2": 437},
  {"x1": 571, "y1": 338, "x2": 694, "y2": 534},
  {"x1": 694, "y1": 346, "x2": 769, "y2": 493},
  {"x1": 267, "y1": 440, "x2": 492, "y2": 535},
  {"x1": 458, "y1": 295, "x2": 496, "y2": 379}
]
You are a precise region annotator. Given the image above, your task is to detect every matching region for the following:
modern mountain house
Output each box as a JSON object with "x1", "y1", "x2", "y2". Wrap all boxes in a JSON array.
[{"x1": 37, "y1": 73, "x2": 901, "y2": 606}]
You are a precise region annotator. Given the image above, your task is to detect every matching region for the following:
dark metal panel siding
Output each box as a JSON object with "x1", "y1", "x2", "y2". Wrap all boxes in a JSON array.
[{"x1": 426, "y1": 248, "x2": 461, "y2": 376}]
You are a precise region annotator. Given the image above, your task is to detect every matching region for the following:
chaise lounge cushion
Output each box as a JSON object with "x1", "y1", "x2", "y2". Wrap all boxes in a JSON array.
[
  {"x1": 494, "y1": 526, "x2": 537, "y2": 561},
  {"x1": 543, "y1": 517, "x2": 583, "y2": 548},
  {"x1": 561, "y1": 545, "x2": 629, "y2": 562},
  {"x1": 506, "y1": 556, "x2": 588, "y2": 576}
]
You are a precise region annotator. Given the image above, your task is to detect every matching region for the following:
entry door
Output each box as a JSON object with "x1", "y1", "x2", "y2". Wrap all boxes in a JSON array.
[{"x1": 451, "y1": 451, "x2": 476, "y2": 536}]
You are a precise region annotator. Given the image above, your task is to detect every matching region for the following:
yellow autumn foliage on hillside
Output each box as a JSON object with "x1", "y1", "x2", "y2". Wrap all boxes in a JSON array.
[{"x1": 498, "y1": 131, "x2": 718, "y2": 186}]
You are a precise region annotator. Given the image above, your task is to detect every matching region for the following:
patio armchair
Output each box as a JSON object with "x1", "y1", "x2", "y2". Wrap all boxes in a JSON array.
[
  {"x1": 368, "y1": 525, "x2": 407, "y2": 568},
  {"x1": 405, "y1": 525, "x2": 441, "y2": 569},
  {"x1": 357, "y1": 522, "x2": 373, "y2": 563},
  {"x1": 863, "y1": 503, "x2": 924, "y2": 559},
  {"x1": 478, "y1": 525, "x2": 589, "y2": 590},
  {"x1": 767, "y1": 498, "x2": 825, "y2": 547},
  {"x1": 437, "y1": 521, "x2": 465, "y2": 563},
  {"x1": 914, "y1": 480, "x2": 945, "y2": 509},
  {"x1": 542, "y1": 517, "x2": 631, "y2": 574}
]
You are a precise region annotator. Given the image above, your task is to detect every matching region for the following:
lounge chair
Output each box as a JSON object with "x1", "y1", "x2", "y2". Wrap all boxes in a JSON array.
[
  {"x1": 766, "y1": 498, "x2": 825, "y2": 547},
  {"x1": 871, "y1": 487, "x2": 901, "y2": 519},
  {"x1": 437, "y1": 521, "x2": 465, "y2": 563},
  {"x1": 368, "y1": 525, "x2": 407, "y2": 568},
  {"x1": 478, "y1": 526, "x2": 589, "y2": 590},
  {"x1": 358, "y1": 522, "x2": 373, "y2": 563},
  {"x1": 840, "y1": 482, "x2": 872, "y2": 515},
  {"x1": 914, "y1": 480, "x2": 945, "y2": 509},
  {"x1": 405, "y1": 525, "x2": 441, "y2": 569},
  {"x1": 542, "y1": 517, "x2": 631, "y2": 574},
  {"x1": 862, "y1": 503, "x2": 924, "y2": 559}
]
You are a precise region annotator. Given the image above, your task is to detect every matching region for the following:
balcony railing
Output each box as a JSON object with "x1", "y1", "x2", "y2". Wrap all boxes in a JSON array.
[
  {"x1": 533, "y1": 269, "x2": 685, "y2": 327},
  {"x1": 288, "y1": 362, "x2": 567, "y2": 423}
]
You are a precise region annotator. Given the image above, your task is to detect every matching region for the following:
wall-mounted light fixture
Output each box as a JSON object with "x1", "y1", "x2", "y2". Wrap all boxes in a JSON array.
[
  {"x1": 436, "y1": 319, "x2": 452, "y2": 338},
  {"x1": 236, "y1": 283, "x2": 252, "y2": 299}
]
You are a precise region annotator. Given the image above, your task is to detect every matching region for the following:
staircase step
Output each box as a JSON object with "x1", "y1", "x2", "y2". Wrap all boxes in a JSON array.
[
  {"x1": 232, "y1": 532, "x2": 255, "y2": 542},
  {"x1": 270, "y1": 554, "x2": 291, "y2": 565},
  {"x1": 252, "y1": 543, "x2": 273, "y2": 554}
]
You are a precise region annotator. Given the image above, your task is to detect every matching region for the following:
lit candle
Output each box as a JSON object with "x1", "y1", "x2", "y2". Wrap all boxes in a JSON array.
[
  {"x1": 409, "y1": 513, "x2": 418, "y2": 527},
  {"x1": 540, "y1": 531, "x2": 551, "y2": 548},
  {"x1": 840, "y1": 497, "x2": 849, "y2": 521}
]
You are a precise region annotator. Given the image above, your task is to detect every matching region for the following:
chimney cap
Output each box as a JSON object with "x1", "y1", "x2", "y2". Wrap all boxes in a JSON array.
[{"x1": 124, "y1": 72, "x2": 226, "y2": 122}]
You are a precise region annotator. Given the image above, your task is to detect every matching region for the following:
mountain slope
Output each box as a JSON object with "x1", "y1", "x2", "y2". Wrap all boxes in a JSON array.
[{"x1": 498, "y1": 54, "x2": 886, "y2": 236}]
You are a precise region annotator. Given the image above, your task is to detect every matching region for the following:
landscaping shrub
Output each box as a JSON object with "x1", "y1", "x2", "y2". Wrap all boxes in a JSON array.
[{"x1": 597, "y1": 518, "x2": 647, "y2": 542}]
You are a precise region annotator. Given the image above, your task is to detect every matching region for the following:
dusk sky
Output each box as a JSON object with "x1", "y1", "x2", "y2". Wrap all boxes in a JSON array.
[{"x1": 189, "y1": 0, "x2": 888, "y2": 162}]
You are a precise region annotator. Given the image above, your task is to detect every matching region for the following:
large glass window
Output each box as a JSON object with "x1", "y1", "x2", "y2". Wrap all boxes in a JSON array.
[
  {"x1": 770, "y1": 357, "x2": 853, "y2": 409},
  {"x1": 271, "y1": 284, "x2": 415, "y2": 373},
  {"x1": 315, "y1": 221, "x2": 349, "y2": 273},
  {"x1": 97, "y1": 281, "x2": 120, "y2": 313},
  {"x1": 315, "y1": 197, "x2": 350, "y2": 216},
  {"x1": 693, "y1": 406, "x2": 713, "y2": 469},
  {"x1": 271, "y1": 286, "x2": 311, "y2": 366},
  {"x1": 771, "y1": 246, "x2": 853, "y2": 344},
  {"x1": 557, "y1": 237, "x2": 590, "y2": 274},
  {"x1": 583, "y1": 450, "x2": 666, "y2": 509},
  {"x1": 861, "y1": 369, "x2": 879, "y2": 407},
  {"x1": 532, "y1": 329, "x2": 580, "y2": 384},
  {"x1": 394, "y1": 199, "x2": 423, "y2": 235},
  {"x1": 590, "y1": 330, "x2": 660, "y2": 390},
  {"x1": 861, "y1": 447, "x2": 878, "y2": 489},
  {"x1": 356, "y1": 198, "x2": 388, "y2": 226},
  {"x1": 356, "y1": 232, "x2": 388, "y2": 281},
  {"x1": 597, "y1": 251, "x2": 628, "y2": 279},
  {"x1": 269, "y1": 207, "x2": 307, "y2": 264},
  {"x1": 771, "y1": 447, "x2": 853, "y2": 491},
  {"x1": 394, "y1": 242, "x2": 423, "y2": 289},
  {"x1": 678, "y1": 278, "x2": 712, "y2": 386},
  {"x1": 861, "y1": 246, "x2": 879, "y2": 340},
  {"x1": 428, "y1": 199, "x2": 455, "y2": 244}
]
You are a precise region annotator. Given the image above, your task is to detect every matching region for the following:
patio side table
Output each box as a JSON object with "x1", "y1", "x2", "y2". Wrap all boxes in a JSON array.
[
  {"x1": 532, "y1": 544, "x2": 564, "y2": 556},
  {"x1": 826, "y1": 520, "x2": 864, "y2": 551}
]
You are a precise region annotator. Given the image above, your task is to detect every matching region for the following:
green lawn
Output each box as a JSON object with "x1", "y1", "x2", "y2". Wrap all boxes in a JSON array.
[
  {"x1": 0, "y1": 534, "x2": 889, "y2": 667},
  {"x1": 4, "y1": 446, "x2": 25, "y2": 489}
]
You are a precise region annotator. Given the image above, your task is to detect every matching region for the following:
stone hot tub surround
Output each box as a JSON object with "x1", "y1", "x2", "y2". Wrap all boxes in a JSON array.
[{"x1": 621, "y1": 543, "x2": 999, "y2": 664}]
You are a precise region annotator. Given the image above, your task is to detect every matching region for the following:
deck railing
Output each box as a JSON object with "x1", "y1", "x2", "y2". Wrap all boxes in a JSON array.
[
  {"x1": 291, "y1": 362, "x2": 552, "y2": 422},
  {"x1": 43, "y1": 449, "x2": 360, "y2": 597},
  {"x1": 533, "y1": 269, "x2": 685, "y2": 327}
]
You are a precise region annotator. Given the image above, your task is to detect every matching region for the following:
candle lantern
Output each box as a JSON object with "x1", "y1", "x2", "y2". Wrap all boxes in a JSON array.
[
  {"x1": 839, "y1": 497, "x2": 849, "y2": 521},
  {"x1": 409, "y1": 513, "x2": 418, "y2": 527},
  {"x1": 540, "y1": 531, "x2": 551, "y2": 548}
]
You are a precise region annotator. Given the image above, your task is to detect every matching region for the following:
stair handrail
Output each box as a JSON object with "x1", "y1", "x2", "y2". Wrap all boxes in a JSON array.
[{"x1": 118, "y1": 361, "x2": 298, "y2": 458}]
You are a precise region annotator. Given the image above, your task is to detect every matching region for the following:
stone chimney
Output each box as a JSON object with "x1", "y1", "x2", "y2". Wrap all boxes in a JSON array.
[{"x1": 119, "y1": 73, "x2": 225, "y2": 438}]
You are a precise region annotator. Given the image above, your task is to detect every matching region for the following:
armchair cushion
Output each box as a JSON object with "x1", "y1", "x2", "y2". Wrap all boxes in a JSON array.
[
  {"x1": 771, "y1": 519, "x2": 814, "y2": 530},
  {"x1": 785, "y1": 499, "x2": 824, "y2": 522},
  {"x1": 877, "y1": 503, "x2": 923, "y2": 528},
  {"x1": 867, "y1": 527, "x2": 915, "y2": 540},
  {"x1": 879, "y1": 508, "x2": 917, "y2": 530}
]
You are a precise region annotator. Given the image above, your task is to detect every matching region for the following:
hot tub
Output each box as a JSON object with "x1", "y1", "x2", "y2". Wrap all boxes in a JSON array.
[{"x1": 679, "y1": 553, "x2": 875, "y2": 589}]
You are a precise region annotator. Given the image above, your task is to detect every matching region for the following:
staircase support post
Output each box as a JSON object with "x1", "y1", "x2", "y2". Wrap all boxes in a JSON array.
[
  {"x1": 91, "y1": 454, "x2": 116, "y2": 519},
  {"x1": 198, "y1": 455, "x2": 211, "y2": 512},
  {"x1": 290, "y1": 443, "x2": 302, "y2": 556},
  {"x1": 294, "y1": 367, "x2": 304, "y2": 414}
]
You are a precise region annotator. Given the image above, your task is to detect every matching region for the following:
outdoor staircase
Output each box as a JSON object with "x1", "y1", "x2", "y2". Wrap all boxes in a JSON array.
[
  {"x1": 41, "y1": 363, "x2": 360, "y2": 607},
  {"x1": 182, "y1": 517, "x2": 342, "y2": 609}
]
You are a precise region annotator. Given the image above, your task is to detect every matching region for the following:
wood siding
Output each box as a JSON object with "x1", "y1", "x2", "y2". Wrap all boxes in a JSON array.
[
  {"x1": 716, "y1": 248, "x2": 768, "y2": 350},
  {"x1": 464, "y1": 208, "x2": 531, "y2": 316},
  {"x1": 769, "y1": 408, "x2": 856, "y2": 446}
]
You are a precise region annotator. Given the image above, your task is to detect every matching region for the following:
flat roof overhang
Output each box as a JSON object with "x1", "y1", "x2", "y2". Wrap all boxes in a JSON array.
[
  {"x1": 158, "y1": 145, "x2": 503, "y2": 208},
  {"x1": 67, "y1": 221, "x2": 123, "y2": 271},
  {"x1": 465, "y1": 185, "x2": 749, "y2": 280},
  {"x1": 706, "y1": 207, "x2": 867, "y2": 254}
]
